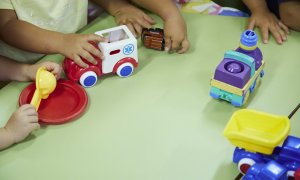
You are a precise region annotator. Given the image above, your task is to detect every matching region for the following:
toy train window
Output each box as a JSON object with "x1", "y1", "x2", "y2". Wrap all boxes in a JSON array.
[{"x1": 102, "y1": 29, "x2": 129, "y2": 43}]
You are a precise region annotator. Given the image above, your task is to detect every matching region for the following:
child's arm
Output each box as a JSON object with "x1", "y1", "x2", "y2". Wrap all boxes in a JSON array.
[
  {"x1": 0, "y1": 56, "x2": 61, "y2": 81},
  {"x1": 0, "y1": 104, "x2": 39, "y2": 150},
  {"x1": 242, "y1": 0, "x2": 289, "y2": 44},
  {"x1": 92, "y1": 0, "x2": 155, "y2": 37},
  {"x1": 0, "y1": 56, "x2": 61, "y2": 150},
  {"x1": 0, "y1": 10, "x2": 107, "y2": 68},
  {"x1": 129, "y1": 0, "x2": 189, "y2": 53}
]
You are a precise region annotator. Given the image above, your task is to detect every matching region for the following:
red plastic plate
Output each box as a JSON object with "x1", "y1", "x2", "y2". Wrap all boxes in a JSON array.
[{"x1": 19, "y1": 79, "x2": 88, "y2": 124}]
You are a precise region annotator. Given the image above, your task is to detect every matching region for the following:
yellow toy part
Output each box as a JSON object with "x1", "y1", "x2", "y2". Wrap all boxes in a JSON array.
[
  {"x1": 30, "y1": 67, "x2": 57, "y2": 111},
  {"x1": 224, "y1": 109, "x2": 290, "y2": 155}
]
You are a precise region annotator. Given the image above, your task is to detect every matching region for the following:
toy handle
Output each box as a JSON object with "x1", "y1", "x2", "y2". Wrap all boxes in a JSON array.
[{"x1": 30, "y1": 89, "x2": 42, "y2": 111}]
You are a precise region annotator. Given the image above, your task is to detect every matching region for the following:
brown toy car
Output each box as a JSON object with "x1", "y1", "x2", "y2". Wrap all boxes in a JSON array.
[{"x1": 141, "y1": 28, "x2": 165, "y2": 51}]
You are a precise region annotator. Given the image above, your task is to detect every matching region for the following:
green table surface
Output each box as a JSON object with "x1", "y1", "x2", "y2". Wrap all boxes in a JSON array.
[{"x1": 1, "y1": 13, "x2": 300, "y2": 180}]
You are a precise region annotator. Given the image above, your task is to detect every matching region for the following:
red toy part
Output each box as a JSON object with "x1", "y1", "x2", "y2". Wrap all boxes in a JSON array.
[
  {"x1": 295, "y1": 168, "x2": 300, "y2": 180},
  {"x1": 19, "y1": 80, "x2": 88, "y2": 124},
  {"x1": 63, "y1": 57, "x2": 102, "y2": 83},
  {"x1": 112, "y1": 57, "x2": 138, "y2": 73}
]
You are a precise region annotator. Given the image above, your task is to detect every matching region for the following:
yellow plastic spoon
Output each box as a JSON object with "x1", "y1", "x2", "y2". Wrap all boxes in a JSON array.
[{"x1": 30, "y1": 67, "x2": 57, "y2": 111}]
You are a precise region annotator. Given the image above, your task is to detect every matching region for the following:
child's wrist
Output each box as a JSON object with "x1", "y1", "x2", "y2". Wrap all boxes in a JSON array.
[
  {"x1": 160, "y1": 7, "x2": 181, "y2": 22},
  {"x1": 55, "y1": 33, "x2": 66, "y2": 56},
  {"x1": 2, "y1": 127, "x2": 15, "y2": 145},
  {"x1": 20, "y1": 64, "x2": 31, "y2": 81},
  {"x1": 249, "y1": 3, "x2": 269, "y2": 14}
]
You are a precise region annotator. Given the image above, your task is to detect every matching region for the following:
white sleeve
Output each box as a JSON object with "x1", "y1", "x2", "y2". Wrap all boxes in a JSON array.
[{"x1": 0, "y1": 0, "x2": 14, "y2": 10}]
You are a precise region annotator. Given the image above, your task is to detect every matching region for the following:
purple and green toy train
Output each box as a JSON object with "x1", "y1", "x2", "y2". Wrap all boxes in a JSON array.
[{"x1": 210, "y1": 30, "x2": 265, "y2": 106}]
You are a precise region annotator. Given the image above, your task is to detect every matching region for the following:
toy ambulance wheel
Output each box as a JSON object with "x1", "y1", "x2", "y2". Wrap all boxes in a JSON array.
[
  {"x1": 238, "y1": 158, "x2": 256, "y2": 174},
  {"x1": 116, "y1": 62, "x2": 134, "y2": 77},
  {"x1": 79, "y1": 71, "x2": 97, "y2": 88}
]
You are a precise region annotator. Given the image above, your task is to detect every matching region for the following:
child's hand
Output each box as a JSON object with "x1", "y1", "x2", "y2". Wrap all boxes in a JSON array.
[
  {"x1": 114, "y1": 5, "x2": 156, "y2": 37},
  {"x1": 163, "y1": 15, "x2": 189, "y2": 53},
  {"x1": 5, "y1": 104, "x2": 40, "y2": 144},
  {"x1": 248, "y1": 10, "x2": 289, "y2": 44},
  {"x1": 59, "y1": 34, "x2": 108, "y2": 68},
  {"x1": 26, "y1": 61, "x2": 62, "y2": 81}
]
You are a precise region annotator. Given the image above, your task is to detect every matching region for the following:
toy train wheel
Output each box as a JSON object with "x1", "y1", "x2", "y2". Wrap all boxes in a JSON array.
[
  {"x1": 79, "y1": 71, "x2": 98, "y2": 88},
  {"x1": 238, "y1": 158, "x2": 256, "y2": 174},
  {"x1": 249, "y1": 79, "x2": 257, "y2": 93},
  {"x1": 242, "y1": 91, "x2": 250, "y2": 105},
  {"x1": 116, "y1": 62, "x2": 134, "y2": 77}
]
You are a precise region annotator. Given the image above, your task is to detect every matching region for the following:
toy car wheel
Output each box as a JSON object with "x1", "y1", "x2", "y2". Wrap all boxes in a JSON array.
[
  {"x1": 116, "y1": 62, "x2": 134, "y2": 77},
  {"x1": 238, "y1": 158, "x2": 256, "y2": 174},
  {"x1": 79, "y1": 71, "x2": 97, "y2": 88}
]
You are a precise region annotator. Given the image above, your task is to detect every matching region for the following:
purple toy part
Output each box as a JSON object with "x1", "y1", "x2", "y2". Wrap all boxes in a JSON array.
[
  {"x1": 214, "y1": 58, "x2": 250, "y2": 88},
  {"x1": 236, "y1": 47, "x2": 263, "y2": 70},
  {"x1": 225, "y1": 62, "x2": 243, "y2": 73}
]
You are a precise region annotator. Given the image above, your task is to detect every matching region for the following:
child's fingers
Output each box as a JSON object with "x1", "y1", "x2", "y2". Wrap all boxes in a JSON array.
[
  {"x1": 73, "y1": 55, "x2": 88, "y2": 68},
  {"x1": 270, "y1": 25, "x2": 282, "y2": 44},
  {"x1": 79, "y1": 50, "x2": 97, "y2": 65},
  {"x1": 29, "y1": 122, "x2": 40, "y2": 131},
  {"x1": 19, "y1": 104, "x2": 36, "y2": 112},
  {"x1": 84, "y1": 43, "x2": 103, "y2": 59},
  {"x1": 276, "y1": 24, "x2": 286, "y2": 41},
  {"x1": 24, "y1": 107, "x2": 38, "y2": 117},
  {"x1": 133, "y1": 23, "x2": 142, "y2": 37},
  {"x1": 260, "y1": 26, "x2": 269, "y2": 44},
  {"x1": 86, "y1": 34, "x2": 108, "y2": 43},
  {"x1": 177, "y1": 38, "x2": 190, "y2": 54},
  {"x1": 136, "y1": 18, "x2": 153, "y2": 29},
  {"x1": 247, "y1": 19, "x2": 256, "y2": 30},
  {"x1": 126, "y1": 23, "x2": 137, "y2": 37},
  {"x1": 164, "y1": 36, "x2": 171, "y2": 52},
  {"x1": 278, "y1": 21, "x2": 290, "y2": 34},
  {"x1": 171, "y1": 39, "x2": 181, "y2": 52},
  {"x1": 43, "y1": 62, "x2": 62, "y2": 76},
  {"x1": 51, "y1": 65, "x2": 62, "y2": 79},
  {"x1": 143, "y1": 14, "x2": 156, "y2": 25},
  {"x1": 28, "y1": 115, "x2": 39, "y2": 123}
]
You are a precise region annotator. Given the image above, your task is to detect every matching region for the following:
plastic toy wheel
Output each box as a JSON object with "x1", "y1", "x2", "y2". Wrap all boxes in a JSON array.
[
  {"x1": 79, "y1": 71, "x2": 97, "y2": 88},
  {"x1": 238, "y1": 158, "x2": 256, "y2": 174},
  {"x1": 116, "y1": 62, "x2": 134, "y2": 77},
  {"x1": 249, "y1": 79, "x2": 257, "y2": 93},
  {"x1": 260, "y1": 70, "x2": 264, "y2": 78},
  {"x1": 242, "y1": 91, "x2": 250, "y2": 105}
]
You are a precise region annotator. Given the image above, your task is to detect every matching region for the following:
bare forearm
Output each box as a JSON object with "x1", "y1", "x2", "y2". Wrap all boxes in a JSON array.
[
  {"x1": 0, "y1": 56, "x2": 29, "y2": 81},
  {"x1": 92, "y1": 0, "x2": 131, "y2": 16},
  {"x1": 243, "y1": 0, "x2": 269, "y2": 12},
  {"x1": 0, "y1": 19, "x2": 63, "y2": 55},
  {"x1": 129, "y1": 0, "x2": 179, "y2": 21},
  {"x1": 0, "y1": 128, "x2": 14, "y2": 150}
]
